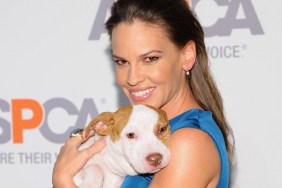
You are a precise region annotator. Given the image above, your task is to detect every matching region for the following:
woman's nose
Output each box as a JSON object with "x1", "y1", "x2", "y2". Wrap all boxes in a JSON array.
[{"x1": 127, "y1": 64, "x2": 145, "y2": 86}]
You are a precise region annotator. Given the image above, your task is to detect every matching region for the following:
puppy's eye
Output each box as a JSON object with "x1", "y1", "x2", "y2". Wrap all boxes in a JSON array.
[
  {"x1": 158, "y1": 127, "x2": 167, "y2": 134},
  {"x1": 126, "y1": 132, "x2": 135, "y2": 139}
]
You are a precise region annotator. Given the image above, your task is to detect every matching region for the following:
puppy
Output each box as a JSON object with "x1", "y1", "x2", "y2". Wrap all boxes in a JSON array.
[{"x1": 74, "y1": 104, "x2": 171, "y2": 188}]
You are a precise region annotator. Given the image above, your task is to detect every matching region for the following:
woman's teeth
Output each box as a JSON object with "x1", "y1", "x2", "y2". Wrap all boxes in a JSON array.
[{"x1": 131, "y1": 88, "x2": 155, "y2": 96}]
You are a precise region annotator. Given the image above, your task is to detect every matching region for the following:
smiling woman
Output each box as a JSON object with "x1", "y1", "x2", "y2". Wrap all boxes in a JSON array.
[
  {"x1": 52, "y1": 0, "x2": 234, "y2": 187},
  {"x1": 111, "y1": 21, "x2": 187, "y2": 108}
]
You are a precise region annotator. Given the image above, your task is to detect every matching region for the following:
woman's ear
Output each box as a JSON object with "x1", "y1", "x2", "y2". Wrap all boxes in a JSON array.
[{"x1": 182, "y1": 40, "x2": 196, "y2": 72}]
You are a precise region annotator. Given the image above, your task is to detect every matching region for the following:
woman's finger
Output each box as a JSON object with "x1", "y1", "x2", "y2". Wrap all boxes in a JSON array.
[
  {"x1": 82, "y1": 129, "x2": 95, "y2": 142},
  {"x1": 81, "y1": 136, "x2": 107, "y2": 158},
  {"x1": 68, "y1": 135, "x2": 84, "y2": 150},
  {"x1": 67, "y1": 128, "x2": 86, "y2": 149}
]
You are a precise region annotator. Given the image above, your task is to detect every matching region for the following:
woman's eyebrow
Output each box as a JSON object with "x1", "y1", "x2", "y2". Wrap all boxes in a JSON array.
[
  {"x1": 112, "y1": 50, "x2": 163, "y2": 60},
  {"x1": 112, "y1": 54, "x2": 127, "y2": 60},
  {"x1": 139, "y1": 50, "x2": 163, "y2": 59}
]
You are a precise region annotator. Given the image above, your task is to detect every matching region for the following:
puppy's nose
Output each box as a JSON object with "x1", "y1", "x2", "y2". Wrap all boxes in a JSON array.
[{"x1": 146, "y1": 153, "x2": 163, "y2": 167}]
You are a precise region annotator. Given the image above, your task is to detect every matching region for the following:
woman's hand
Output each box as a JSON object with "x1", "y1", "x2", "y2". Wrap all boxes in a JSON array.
[{"x1": 52, "y1": 130, "x2": 107, "y2": 188}]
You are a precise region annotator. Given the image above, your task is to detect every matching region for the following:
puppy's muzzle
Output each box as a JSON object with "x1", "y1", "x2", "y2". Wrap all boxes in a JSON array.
[{"x1": 146, "y1": 153, "x2": 163, "y2": 167}]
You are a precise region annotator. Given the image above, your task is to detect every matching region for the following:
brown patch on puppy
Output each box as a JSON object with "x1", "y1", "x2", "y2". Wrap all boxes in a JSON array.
[
  {"x1": 145, "y1": 105, "x2": 170, "y2": 146},
  {"x1": 110, "y1": 105, "x2": 132, "y2": 142},
  {"x1": 84, "y1": 112, "x2": 114, "y2": 137},
  {"x1": 84, "y1": 106, "x2": 133, "y2": 142},
  {"x1": 84, "y1": 105, "x2": 170, "y2": 144}
]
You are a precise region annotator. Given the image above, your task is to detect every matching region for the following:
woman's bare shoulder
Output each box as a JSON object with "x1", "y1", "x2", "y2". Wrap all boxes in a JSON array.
[{"x1": 150, "y1": 127, "x2": 220, "y2": 188}]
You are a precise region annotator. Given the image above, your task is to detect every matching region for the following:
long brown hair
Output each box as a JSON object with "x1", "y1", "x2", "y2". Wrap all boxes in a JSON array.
[{"x1": 105, "y1": 0, "x2": 234, "y2": 161}]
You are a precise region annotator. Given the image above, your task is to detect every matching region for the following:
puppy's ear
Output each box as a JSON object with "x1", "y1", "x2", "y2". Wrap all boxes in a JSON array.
[{"x1": 84, "y1": 112, "x2": 114, "y2": 137}]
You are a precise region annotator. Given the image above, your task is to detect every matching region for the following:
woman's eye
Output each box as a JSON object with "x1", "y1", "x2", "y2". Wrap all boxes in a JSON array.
[
  {"x1": 144, "y1": 56, "x2": 159, "y2": 63},
  {"x1": 114, "y1": 59, "x2": 128, "y2": 65}
]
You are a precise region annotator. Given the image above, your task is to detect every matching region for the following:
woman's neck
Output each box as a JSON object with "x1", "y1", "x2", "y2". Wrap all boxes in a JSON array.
[{"x1": 161, "y1": 87, "x2": 202, "y2": 119}]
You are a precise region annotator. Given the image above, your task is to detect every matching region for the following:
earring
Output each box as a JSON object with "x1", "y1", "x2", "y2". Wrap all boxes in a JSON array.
[{"x1": 186, "y1": 70, "x2": 191, "y2": 80}]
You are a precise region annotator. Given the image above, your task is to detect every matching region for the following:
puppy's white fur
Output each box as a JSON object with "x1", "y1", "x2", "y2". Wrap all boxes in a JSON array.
[{"x1": 74, "y1": 104, "x2": 170, "y2": 188}]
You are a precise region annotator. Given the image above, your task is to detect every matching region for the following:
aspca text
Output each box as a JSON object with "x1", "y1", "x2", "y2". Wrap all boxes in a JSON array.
[
  {"x1": 89, "y1": 0, "x2": 264, "y2": 40},
  {"x1": 0, "y1": 98, "x2": 98, "y2": 144}
]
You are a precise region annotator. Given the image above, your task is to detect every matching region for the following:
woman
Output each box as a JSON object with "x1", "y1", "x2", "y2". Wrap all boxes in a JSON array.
[{"x1": 52, "y1": 0, "x2": 234, "y2": 187}]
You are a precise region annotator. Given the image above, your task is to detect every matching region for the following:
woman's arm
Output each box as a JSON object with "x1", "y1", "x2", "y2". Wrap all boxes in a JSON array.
[
  {"x1": 52, "y1": 134, "x2": 106, "y2": 188},
  {"x1": 149, "y1": 128, "x2": 221, "y2": 188}
]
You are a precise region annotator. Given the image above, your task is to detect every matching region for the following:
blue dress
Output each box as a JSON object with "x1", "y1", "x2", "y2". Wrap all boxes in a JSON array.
[{"x1": 120, "y1": 109, "x2": 230, "y2": 188}]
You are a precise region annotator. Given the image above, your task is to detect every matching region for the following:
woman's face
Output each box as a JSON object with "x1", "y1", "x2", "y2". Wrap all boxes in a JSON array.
[{"x1": 111, "y1": 20, "x2": 189, "y2": 111}]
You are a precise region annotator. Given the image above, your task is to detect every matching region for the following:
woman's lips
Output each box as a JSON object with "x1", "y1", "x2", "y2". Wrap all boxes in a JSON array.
[{"x1": 129, "y1": 87, "x2": 155, "y2": 102}]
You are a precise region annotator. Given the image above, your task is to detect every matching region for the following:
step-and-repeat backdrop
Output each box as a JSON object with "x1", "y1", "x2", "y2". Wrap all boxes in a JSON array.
[{"x1": 1, "y1": 0, "x2": 281, "y2": 187}]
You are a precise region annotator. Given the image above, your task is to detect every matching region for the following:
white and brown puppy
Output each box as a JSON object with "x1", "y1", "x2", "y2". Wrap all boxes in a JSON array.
[{"x1": 74, "y1": 104, "x2": 171, "y2": 188}]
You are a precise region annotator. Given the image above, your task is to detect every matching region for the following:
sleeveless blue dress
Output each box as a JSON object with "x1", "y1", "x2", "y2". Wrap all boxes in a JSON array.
[{"x1": 120, "y1": 109, "x2": 230, "y2": 188}]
